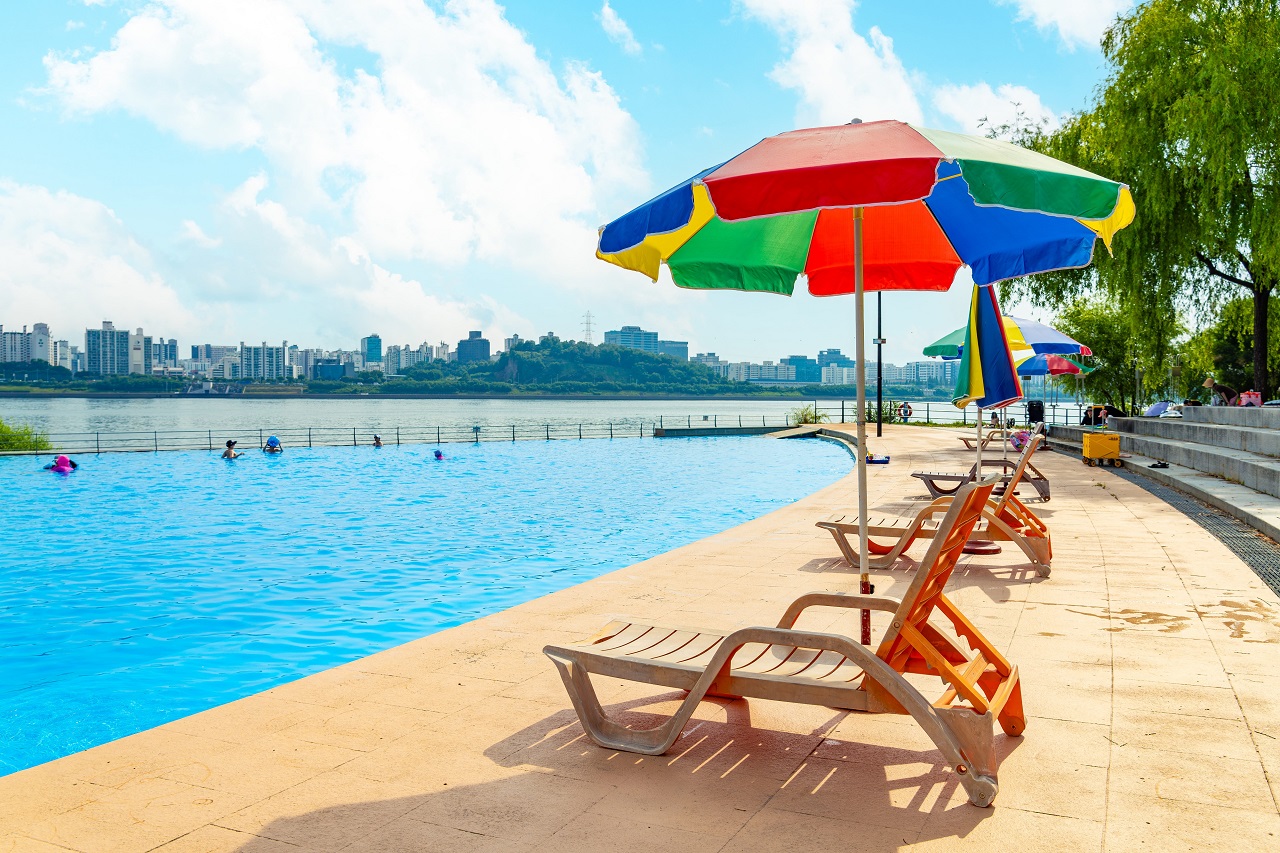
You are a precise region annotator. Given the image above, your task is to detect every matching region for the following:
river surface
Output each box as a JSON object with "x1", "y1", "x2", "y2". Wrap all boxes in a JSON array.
[{"x1": 1, "y1": 396, "x2": 1086, "y2": 439}]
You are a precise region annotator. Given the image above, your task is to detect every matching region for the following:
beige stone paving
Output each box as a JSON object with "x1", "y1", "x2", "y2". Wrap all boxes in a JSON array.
[{"x1": 2, "y1": 425, "x2": 1280, "y2": 852}]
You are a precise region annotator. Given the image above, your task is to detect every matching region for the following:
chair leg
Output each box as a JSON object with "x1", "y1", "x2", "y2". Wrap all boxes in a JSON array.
[
  {"x1": 935, "y1": 707, "x2": 999, "y2": 807},
  {"x1": 544, "y1": 650, "x2": 702, "y2": 755}
]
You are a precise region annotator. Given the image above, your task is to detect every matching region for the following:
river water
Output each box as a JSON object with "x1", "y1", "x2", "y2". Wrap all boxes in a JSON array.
[{"x1": 1, "y1": 396, "x2": 1087, "y2": 440}]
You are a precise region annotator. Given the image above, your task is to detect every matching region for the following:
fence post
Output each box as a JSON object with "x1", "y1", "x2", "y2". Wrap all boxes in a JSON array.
[
  {"x1": 208, "y1": 430, "x2": 212, "y2": 451},
  {"x1": 687, "y1": 415, "x2": 691, "y2": 428},
  {"x1": 96, "y1": 432, "x2": 100, "y2": 454},
  {"x1": 714, "y1": 415, "x2": 717, "y2": 428},
  {"x1": 609, "y1": 422, "x2": 613, "y2": 439},
  {"x1": 259, "y1": 429, "x2": 263, "y2": 449},
  {"x1": 437, "y1": 427, "x2": 441, "y2": 444},
  {"x1": 154, "y1": 431, "x2": 158, "y2": 453},
  {"x1": 353, "y1": 428, "x2": 357, "y2": 446},
  {"x1": 308, "y1": 428, "x2": 312, "y2": 448},
  {"x1": 578, "y1": 424, "x2": 582, "y2": 440},
  {"x1": 926, "y1": 403, "x2": 931, "y2": 424},
  {"x1": 512, "y1": 425, "x2": 516, "y2": 442},
  {"x1": 738, "y1": 415, "x2": 742, "y2": 427},
  {"x1": 396, "y1": 427, "x2": 400, "y2": 446},
  {"x1": 660, "y1": 416, "x2": 663, "y2": 429}
]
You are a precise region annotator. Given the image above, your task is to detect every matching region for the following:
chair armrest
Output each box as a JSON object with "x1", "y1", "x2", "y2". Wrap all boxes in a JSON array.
[{"x1": 776, "y1": 592, "x2": 902, "y2": 628}]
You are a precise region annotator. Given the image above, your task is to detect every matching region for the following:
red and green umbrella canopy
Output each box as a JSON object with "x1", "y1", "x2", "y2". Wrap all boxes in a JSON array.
[
  {"x1": 597, "y1": 120, "x2": 1134, "y2": 293},
  {"x1": 1015, "y1": 353, "x2": 1095, "y2": 376}
]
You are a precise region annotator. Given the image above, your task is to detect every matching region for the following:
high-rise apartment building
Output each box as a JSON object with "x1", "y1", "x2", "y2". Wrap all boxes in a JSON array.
[
  {"x1": 85, "y1": 321, "x2": 131, "y2": 375},
  {"x1": 1, "y1": 323, "x2": 51, "y2": 364},
  {"x1": 780, "y1": 355, "x2": 821, "y2": 383},
  {"x1": 191, "y1": 344, "x2": 238, "y2": 361},
  {"x1": 817, "y1": 348, "x2": 856, "y2": 369},
  {"x1": 239, "y1": 341, "x2": 290, "y2": 380},
  {"x1": 51, "y1": 340, "x2": 72, "y2": 371}
]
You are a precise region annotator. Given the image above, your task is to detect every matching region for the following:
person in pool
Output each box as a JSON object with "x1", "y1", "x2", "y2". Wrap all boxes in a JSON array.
[
  {"x1": 221, "y1": 440, "x2": 242, "y2": 459},
  {"x1": 373, "y1": 435, "x2": 384, "y2": 448},
  {"x1": 433, "y1": 449, "x2": 443, "y2": 460},
  {"x1": 263, "y1": 436, "x2": 283, "y2": 453},
  {"x1": 43, "y1": 455, "x2": 78, "y2": 473}
]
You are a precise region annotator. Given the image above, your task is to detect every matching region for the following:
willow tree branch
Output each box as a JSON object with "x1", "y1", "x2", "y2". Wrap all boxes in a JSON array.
[{"x1": 1195, "y1": 251, "x2": 1256, "y2": 290}]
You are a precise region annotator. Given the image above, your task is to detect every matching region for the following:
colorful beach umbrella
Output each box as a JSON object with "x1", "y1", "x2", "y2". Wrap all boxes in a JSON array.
[
  {"x1": 953, "y1": 286, "x2": 1023, "y2": 409},
  {"x1": 595, "y1": 119, "x2": 1134, "y2": 631},
  {"x1": 924, "y1": 315, "x2": 1093, "y2": 360}
]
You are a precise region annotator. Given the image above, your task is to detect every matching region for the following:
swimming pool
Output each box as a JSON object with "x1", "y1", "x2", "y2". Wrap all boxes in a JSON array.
[{"x1": 0, "y1": 436, "x2": 848, "y2": 775}]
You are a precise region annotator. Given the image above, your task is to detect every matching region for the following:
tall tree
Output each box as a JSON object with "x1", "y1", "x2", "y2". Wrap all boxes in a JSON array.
[{"x1": 1010, "y1": 0, "x2": 1280, "y2": 395}]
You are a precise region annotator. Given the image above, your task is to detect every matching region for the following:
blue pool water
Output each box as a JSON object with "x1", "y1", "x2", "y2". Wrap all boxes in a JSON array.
[{"x1": 0, "y1": 436, "x2": 848, "y2": 775}]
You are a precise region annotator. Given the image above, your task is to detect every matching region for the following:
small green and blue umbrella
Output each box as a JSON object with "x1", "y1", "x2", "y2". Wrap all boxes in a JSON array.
[{"x1": 923, "y1": 315, "x2": 1093, "y2": 361}]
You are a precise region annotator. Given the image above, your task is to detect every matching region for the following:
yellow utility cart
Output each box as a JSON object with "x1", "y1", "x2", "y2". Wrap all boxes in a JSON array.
[{"x1": 1082, "y1": 431, "x2": 1122, "y2": 468}]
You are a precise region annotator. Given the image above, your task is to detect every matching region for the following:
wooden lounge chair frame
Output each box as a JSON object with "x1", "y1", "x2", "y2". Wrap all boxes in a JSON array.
[
  {"x1": 914, "y1": 425, "x2": 1050, "y2": 502},
  {"x1": 817, "y1": 435, "x2": 1052, "y2": 576},
  {"x1": 545, "y1": 478, "x2": 1023, "y2": 808},
  {"x1": 957, "y1": 432, "x2": 1000, "y2": 450}
]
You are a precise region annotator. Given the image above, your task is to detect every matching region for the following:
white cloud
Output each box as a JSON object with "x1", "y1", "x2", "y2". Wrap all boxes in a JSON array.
[
  {"x1": 932, "y1": 82, "x2": 1060, "y2": 137},
  {"x1": 0, "y1": 181, "x2": 196, "y2": 340},
  {"x1": 738, "y1": 0, "x2": 922, "y2": 127},
  {"x1": 65, "y1": 21, "x2": 85, "y2": 31},
  {"x1": 997, "y1": 0, "x2": 1133, "y2": 49},
  {"x1": 42, "y1": 0, "x2": 647, "y2": 286},
  {"x1": 598, "y1": 1, "x2": 641, "y2": 55},
  {"x1": 179, "y1": 219, "x2": 221, "y2": 247}
]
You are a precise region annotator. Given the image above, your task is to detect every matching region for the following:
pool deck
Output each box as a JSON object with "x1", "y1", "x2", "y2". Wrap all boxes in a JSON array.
[{"x1": 3, "y1": 425, "x2": 1279, "y2": 852}]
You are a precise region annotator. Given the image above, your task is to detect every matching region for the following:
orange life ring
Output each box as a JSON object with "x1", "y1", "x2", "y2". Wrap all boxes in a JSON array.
[{"x1": 898, "y1": 403, "x2": 913, "y2": 420}]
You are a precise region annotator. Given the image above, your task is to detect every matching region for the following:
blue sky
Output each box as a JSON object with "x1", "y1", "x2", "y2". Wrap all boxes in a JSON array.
[{"x1": 0, "y1": 0, "x2": 1132, "y2": 363}]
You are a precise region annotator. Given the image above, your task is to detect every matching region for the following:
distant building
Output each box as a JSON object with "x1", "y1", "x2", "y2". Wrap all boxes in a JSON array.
[
  {"x1": 821, "y1": 365, "x2": 859, "y2": 385},
  {"x1": 817, "y1": 348, "x2": 856, "y2": 369},
  {"x1": 151, "y1": 338, "x2": 178, "y2": 367},
  {"x1": 780, "y1": 355, "x2": 821, "y2": 384},
  {"x1": 360, "y1": 334, "x2": 382, "y2": 369},
  {"x1": 656, "y1": 340, "x2": 688, "y2": 361},
  {"x1": 51, "y1": 339, "x2": 72, "y2": 371},
  {"x1": 691, "y1": 352, "x2": 728, "y2": 377},
  {"x1": 128, "y1": 328, "x2": 153, "y2": 375},
  {"x1": 85, "y1": 321, "x2": 131, "y2": 375},
  {"x1": 504, "y1": 334, "x2": 524, "y2": 352},
  {"x1": 727, "y1": 361, "x2": 796, "y2": 382},
  {"x1": 604, "y1": 325, "x2": 658, "y2": 353},
  {"x1": 240, "y1": 341, "x2": 290, "y2": 380},
  {"x1": 538, "y1": 332, "x2": 559, "y2": 345},
  {"x1": 456, "y1": 331, "x2": 491, "y2": 364},
  {"x1": 191, "y1": 344, "x2": 238, "y2": 362},
  {"x1": 1, "y1": 323, "x2": 51, "y2": 364},
  {"x1": 313, "y1": 360, "x2": 354, "y2": 381}
]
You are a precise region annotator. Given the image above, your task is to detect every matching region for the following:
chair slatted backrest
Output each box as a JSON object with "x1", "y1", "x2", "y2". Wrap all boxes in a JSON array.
[
  {"x1": 875, "y1": 475, "x2": 1000, "y2": 674},
  {"x1": 990, "y1": 433, "x2": 1042, "y2": 513}
]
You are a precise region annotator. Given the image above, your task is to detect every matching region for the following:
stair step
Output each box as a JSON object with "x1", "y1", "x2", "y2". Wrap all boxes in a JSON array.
[{"x1": 1108, "y1": 416, "x2": 1280, "y2": 460}]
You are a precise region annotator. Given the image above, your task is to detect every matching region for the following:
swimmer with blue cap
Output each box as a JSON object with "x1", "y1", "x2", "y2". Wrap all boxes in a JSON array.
[
  {"x1": 434, "y1": 449, "x2": 444, "y2": 460},
  {"x1": 264, "y1": 436, "x2": 283, "y2": 453}
]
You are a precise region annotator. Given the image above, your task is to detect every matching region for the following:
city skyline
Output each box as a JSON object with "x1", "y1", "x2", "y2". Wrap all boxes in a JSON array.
[{"x1": 0, "y1": 2, "x2": 1125, "y2": 363}]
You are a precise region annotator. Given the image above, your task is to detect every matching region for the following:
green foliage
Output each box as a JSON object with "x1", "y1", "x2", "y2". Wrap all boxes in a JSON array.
[
  {"x1": 0, "y1": 418, "x2": 52, "y2": 451},
  {"x1": 1179, "y1": 297, "x2": 1280, "y2": 396},
  {"x1": 789, "y1": 403, "x2": 828, "y2": 424},
  {"x1": 1049, "y1": 298, "x2": 1165, "y2": 413},
  {"x1": 1005, "y1": 0, "x2": 1280, "y2": 394},
  {"x1": 0, "y1": 360, "x2": 72, "y2": 382}
]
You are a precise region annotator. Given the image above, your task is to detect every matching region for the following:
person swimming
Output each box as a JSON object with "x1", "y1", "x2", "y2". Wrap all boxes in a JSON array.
[
  {"x1": 263, "y1": 436, "x2": 283, "y2": 453},
  {"x1": 44, "y1": 455, "x2": 77, "y2": 473},
  {"x1": 373, "y1": 435, "x2": 384, "y2": 448},
  {"x1": 433, "y1": 449, "x2": 443, "y2": 460},
  {"x1": 221, "y1": 440, "x2": 242, "y2": 459}
]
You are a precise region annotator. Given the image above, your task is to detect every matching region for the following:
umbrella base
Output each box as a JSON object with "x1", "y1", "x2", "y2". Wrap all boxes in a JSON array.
[{"x1": 963, "y1": 540, "x2": 1003, "y2": 556}]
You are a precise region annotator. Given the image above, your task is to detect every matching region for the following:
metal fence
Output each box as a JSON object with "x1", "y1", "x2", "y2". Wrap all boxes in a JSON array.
[
  {"x1": 24, "y1": 415, "x2": 799, "y2": 455},
  {"x1": 8, "y1": 402, "x2": 1089, "y2": 455},
  {"x1": 813, "y1": 399, "x2": 1086, "y2": 427}
]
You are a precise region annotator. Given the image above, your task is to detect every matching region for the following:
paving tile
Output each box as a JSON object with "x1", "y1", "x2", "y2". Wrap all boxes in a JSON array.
[
  {"x1": 912, "y1": 806, "x2": 1104, "y2": 851},
  {"x1": 1103, "y1": 793, "x2": 1280, "y2": 850},
  {"x1": 536, "y1": 810, "x2": 724, "y2": 853},
  {"x1": 213, "y1": 770, "x2": 423, "y2": 852},
  {"x1": 719, "y1": 807, "x2": 914, "y2": 852},
  {"x1": 23, "y1": 776, "x2": 254, "y2": 853},
  {"x1": 160, "y1": 733, "x2": 365, "y2": 800},
  {"x1": 274, "y1": 699, "x2": 442, "y2": 752},
  {"x1": 341, "y1": 817, "x2": 533, "y2": 853},
  {"x1": 147, "y1": 824, "x2": 300, "y2": 852},
  {"x1": 0, "y1": 835, "x2": 83, "y2": 853},
  {"x1": 404, "y1": 769, "x2": 606, "y2": 843},
  {"x1": 1110, "y1": 708, "x2": 1261, "y2": 760},
  {"x1": 1107, "y1": 745, "x2": 1274, "y2": 809}
]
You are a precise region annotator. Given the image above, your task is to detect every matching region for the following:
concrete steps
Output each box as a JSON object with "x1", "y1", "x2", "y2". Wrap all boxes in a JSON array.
[{"x1": 1046, "y1": 407, "x2": 1280, "y2": 540}]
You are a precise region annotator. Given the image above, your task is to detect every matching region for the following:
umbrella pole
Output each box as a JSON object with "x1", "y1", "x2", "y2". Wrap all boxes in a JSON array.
[
  {"x1": 976, "y1": 406, "x2": 983, "y2": 478},
  {"x1": 854, "y1": 207, "x2": 872, "y2": 646}
]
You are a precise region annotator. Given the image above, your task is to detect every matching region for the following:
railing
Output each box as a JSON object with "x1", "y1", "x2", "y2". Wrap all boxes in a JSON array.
[
  {"x1": 19, "y1": 415, "x2": 798, "y2": 455},
  {"x1": 811, "y1": 400, "x2": 1087, "y2": 427}
]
